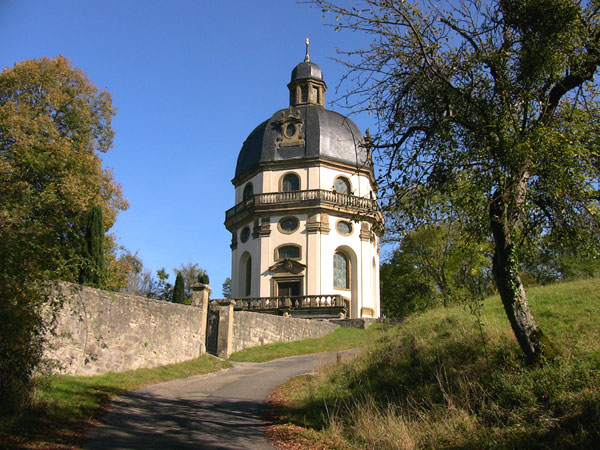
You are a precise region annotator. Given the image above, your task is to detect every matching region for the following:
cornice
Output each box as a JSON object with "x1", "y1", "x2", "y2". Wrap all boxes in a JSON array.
[{"x1": 231, "y1": 156, "x2": 378, "y2": 191}]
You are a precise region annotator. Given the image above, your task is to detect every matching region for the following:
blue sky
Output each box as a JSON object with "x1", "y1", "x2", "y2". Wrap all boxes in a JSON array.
[{"x1": 1, "y1": 0, "x2": 377, "y2": 294}]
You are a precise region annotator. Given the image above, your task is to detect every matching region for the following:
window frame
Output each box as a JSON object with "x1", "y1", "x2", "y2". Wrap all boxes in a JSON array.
[
  {"x1": 334, "y1": 176, "x2": 352, "y2": 195},
  {"x1": 333, "y1": 250, "x2": 350, "y2": 290},
  {"x1": 240, "y1": 226, "x2": 251, "y2": 243},
  {"x1": 242, "y1": 182, "x2": 254, "y2": 201},
  {"x1": 335, "y1": 219, "x2": 353, "y2": 236},
  {"x1": 280, "y1": 172, "x2": 300, "y2": 192},
  {"x1": 275, "y1": 244, "x2": 302, "y2": 261},
  {"x1": 278, "y1": 216, "x2": 300, "y2": 234}
]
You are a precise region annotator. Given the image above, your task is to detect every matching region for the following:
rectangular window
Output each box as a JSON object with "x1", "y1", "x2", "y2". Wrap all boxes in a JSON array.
[{"x1": 301, "y1": 86, "x2": 308, "y2": 103}]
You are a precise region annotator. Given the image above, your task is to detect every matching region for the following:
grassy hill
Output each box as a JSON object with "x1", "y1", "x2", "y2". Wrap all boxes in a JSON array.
[{"x1": 268, "y1": 278, "x2": 600, "y2": 449}]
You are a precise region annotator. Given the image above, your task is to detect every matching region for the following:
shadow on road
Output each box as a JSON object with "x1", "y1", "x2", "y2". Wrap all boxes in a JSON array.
[{"x1": 87, "y1": 390, "x2": 270, "y2": 450}]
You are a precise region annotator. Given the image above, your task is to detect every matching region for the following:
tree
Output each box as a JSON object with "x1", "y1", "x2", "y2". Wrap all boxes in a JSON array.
[
  {"x1": 80, "y1": 205, "x2": 105, "y2": 287},
  {"x1": 172, "y1": 273, "x2": 186, "y2": 304},
  {"x1": 312, "y1": 0, "x2": 600, "y2": 363},
  {"x1": 380, "y1": 252, "x2": 435, "y2": 317},
  {"x1": 0, "y1": 56, "x2": 127, "y2": 410},
  {"x1": 385, "y1": 223, "x2": 492, "y2": 310},
  {"x1": 222, "y1": 277, "x2": 232, "y2": 299},
  {"x1": 151, "y1": 268, "x2": 173, "y2": 301},
  {"x1": 173, "y1": 262, "x2": 207, "y2": 302}
]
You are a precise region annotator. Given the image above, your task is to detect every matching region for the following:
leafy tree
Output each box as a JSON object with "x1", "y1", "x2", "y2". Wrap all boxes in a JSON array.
[
  {"x1": 115, "y1": 249, "x2": 154, "y2": 297},
  {"x1": 79, "y1": 205, "x2": 104, "y2": 287},
  {"x1": 172, "y1": 272, "x2": 186, "y2": 304},
  {"x1": 152, "y1": 268, "x2": 173, "y2": 301},
  {"x1": 381, "y1": 223, "x2": 492, "y2": 316},
  {"x1": 313, "y1": 0, "x2": 600, "y2": 363},
  {"x1": 174, "y1": 262, "x2": 207, "y2": 302},
  {"x1": 222, "y1": 277, "x2": 232, "y2": 299},
  {"x1": 0, "y1": 56, "x2": 126, "y2": 410},
  {"x1": 380, "y1": 253, "x2": 434, "y2": 317},
  {"x1": 520, "y1": 237, "x2": 600, "y2": 285}
]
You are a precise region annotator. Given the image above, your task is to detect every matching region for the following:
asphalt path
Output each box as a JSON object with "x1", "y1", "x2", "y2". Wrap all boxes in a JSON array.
[{"x1": 84, "y1": 351, "x2": 353, "y2": 450}]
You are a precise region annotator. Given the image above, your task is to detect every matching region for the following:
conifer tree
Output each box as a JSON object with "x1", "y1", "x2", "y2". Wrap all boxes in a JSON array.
[
  {"x1": 80, "y1": 205, "x2": 104, "y2": 287},
  {"x1": 173, "y1": 272, "x2": 186, "y2": 304}
]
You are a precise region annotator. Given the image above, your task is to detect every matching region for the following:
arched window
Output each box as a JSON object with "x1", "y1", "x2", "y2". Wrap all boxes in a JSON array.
[
  {"x1": 334, "y1": 251, "x2": 350, "y2": 289},
  {"x1": 243, "y1": 183, "x2": 254, "y2": 201},
  {"x1": 282, "y1": 173, "x2": 300, "y2": 192},
  {"x1": 244, "y1": 256, "x2": 252, "y2": 296},
  {"x1": 335, "y1": 176, "x2": 351, "y2": 194}
]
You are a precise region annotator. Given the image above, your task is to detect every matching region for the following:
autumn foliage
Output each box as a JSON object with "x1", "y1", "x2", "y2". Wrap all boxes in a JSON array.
[{"x1": 0, "y1": 56, "x2": 127, "y2": 411}]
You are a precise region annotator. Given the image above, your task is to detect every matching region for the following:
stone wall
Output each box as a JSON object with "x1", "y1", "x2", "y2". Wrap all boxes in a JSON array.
[
  {"x1": 329, "y1": 318, "x2": 378, "y2": 329},
  {"x1": 231, "y1": 311, "x2": 339, "y2": 354},
  {"x1": 45, "y1": 284, "x2": 206, "y2": 376}
]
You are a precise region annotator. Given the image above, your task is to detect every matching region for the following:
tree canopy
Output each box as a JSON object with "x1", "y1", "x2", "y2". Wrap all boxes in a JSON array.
[
  {"x1": 0, "y1": 55, "x2": 127, "y2": 281},
  {"x1": 0, "y1": 56, "x2": 127, "y2": 410},
  {"x1": 312, "y1": 0, "x2": 600, "y2": 363}
]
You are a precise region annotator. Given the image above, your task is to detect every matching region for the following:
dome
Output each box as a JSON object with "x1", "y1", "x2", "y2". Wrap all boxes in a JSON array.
[
  {"x1": 290, "y1": 60, "x2": 323, "y2": 83},
  {"x1": 234, "y1": 105, "x2": 369, "y2": 179}
]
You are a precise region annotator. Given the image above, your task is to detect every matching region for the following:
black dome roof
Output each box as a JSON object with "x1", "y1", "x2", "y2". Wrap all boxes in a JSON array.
[{"x1": 234, "y1": 105, "x2": 368, "y2": 179}]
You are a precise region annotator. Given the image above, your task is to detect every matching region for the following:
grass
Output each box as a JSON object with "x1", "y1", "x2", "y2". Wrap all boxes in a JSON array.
[
  {"x1": 267, "y1": 278, "x2": 600, "y2": 449},
  {"x1": 0, "y1": 355, "x2": 230, "y2": 449},
  {"x1": 228, "y1": 323, "x2": 389, "y2": 362}
]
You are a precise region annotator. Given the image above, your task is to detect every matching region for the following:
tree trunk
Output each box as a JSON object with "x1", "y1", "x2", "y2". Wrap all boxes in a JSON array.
[{"x1": 489, "y1": 193, "x2": 551, "y2": 365}]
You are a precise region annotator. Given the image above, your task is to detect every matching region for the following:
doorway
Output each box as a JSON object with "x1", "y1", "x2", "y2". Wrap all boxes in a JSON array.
[{"x1": 276, "y1": 280, "x2": 301, "y2": 297}]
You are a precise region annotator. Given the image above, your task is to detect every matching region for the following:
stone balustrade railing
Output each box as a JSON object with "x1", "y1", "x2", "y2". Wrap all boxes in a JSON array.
[
  {"x1": 225, "y1": 189, "x2": 379, "y2": 225},
  {"x1": 232, "y1": 294, "x2": 349, "y2": 312}
]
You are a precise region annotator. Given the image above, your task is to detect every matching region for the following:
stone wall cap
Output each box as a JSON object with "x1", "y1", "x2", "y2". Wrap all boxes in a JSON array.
[{"x1": 192, "y1": 283, "x2": 211, "y2": 291}]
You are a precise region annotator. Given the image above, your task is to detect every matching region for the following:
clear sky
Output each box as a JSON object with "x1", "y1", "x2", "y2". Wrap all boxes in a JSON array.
[{"x1": 1, "y1": 0, "x2": 378, "y2": 294}]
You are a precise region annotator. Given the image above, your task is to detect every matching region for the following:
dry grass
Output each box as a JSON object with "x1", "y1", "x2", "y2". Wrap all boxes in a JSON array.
[{"x1": 267, "y1": 278, "x2": 600, "y2": 449}]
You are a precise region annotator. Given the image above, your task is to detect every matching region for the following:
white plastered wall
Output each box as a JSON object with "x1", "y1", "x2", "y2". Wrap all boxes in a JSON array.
[{"x1": 230, "y1": 166, "x2": 380, "y2": 317}]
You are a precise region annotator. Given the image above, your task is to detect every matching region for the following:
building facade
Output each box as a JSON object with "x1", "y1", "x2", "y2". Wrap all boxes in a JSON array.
[{"x1": 225, "y1": 44, "x2": 383, "y2": 318}]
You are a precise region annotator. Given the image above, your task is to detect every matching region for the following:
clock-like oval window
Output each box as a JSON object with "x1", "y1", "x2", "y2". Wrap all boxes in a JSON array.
[
  {"x1": 285, "y1": 123, "x2": 296, "y2": 138},
  {"x1": 336, "y1": 220, "x2": 353, "y2": 235},
  {"x1": 240, "y1": 226, "x2": 251, "y2": 243},
  {"x1": 279, "y1": 216, "x2": 299, "y2": 233}
]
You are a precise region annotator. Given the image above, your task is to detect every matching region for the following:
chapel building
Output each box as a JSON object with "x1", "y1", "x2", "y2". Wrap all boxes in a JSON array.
[{"x1": 225, "y1": 42, "x2": 383, "y2": 319}]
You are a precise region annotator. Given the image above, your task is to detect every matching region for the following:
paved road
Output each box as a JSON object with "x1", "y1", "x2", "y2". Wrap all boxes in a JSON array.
[{"x1": 85, "y1": 351, "x2": 352, "y2": 450}]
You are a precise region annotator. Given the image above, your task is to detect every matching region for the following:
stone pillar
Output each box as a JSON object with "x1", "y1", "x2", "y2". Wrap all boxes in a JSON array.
[
  {"x1": 210, "y1": 300, "x2": 235, "y2": 358},
  {"x1": 191, "y1": 283, "x2": 211, "y2": 354}
]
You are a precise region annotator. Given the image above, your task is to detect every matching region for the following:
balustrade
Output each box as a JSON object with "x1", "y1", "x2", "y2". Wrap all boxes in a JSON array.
[
  {"x1": 232, "y1": 294, "x2": 348, "y2": 312},
  {"x1": 225, "y1": 189, "x2": 379, "y2": 223}
]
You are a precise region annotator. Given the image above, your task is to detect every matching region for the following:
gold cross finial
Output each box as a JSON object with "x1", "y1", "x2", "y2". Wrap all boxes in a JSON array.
[{"x1": 304, "y1": 38, "x2": 311, "y2": 62}]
